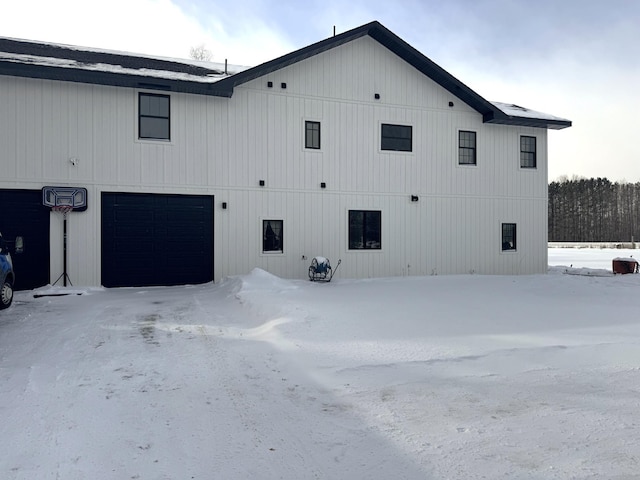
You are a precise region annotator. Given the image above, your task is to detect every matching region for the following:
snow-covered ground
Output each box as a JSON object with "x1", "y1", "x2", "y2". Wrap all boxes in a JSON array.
[{"x1": 1, "y1": 248, "x2": 639, "y2": 479}]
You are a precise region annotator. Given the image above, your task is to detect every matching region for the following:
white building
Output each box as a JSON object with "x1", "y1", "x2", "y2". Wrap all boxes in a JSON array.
[{"x1": 0, "y1": 21, "x2": 571, "y2": 289}]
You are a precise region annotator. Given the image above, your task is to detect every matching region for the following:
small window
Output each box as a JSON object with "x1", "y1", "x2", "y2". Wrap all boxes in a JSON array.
[
  {"x1": 520, "y1": 136, "x2": 536, "y2": 168},
  {"x1": 502, "y1": 223, "x2": 517, "y2": 251},
  {"x1": 139, "y1": 93, "x2": 170, "y2": 140},
  {"x1": 305, "y1": 121, "x2": 321, "y2": 149},
  {"x1": 381, "y1": 124, "x2": 412, "y2": 152},
  {"x1": 349, "y1": 210, "x2": 381, "y2": 250},
  {"x1": 263, "y1": 220, "x2": 283, "y2": 253},
  {"x1": 459, "y1": 130, "x2": 476, "y2": 165}
]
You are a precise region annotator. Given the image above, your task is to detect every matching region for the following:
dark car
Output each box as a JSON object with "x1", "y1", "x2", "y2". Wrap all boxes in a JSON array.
[{"x1": 0, "y1": 232, "x2": 21, "y2": 309}]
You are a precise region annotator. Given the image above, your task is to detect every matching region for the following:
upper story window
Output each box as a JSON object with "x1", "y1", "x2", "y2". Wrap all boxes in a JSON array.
[
  {"x1": 459, "y1": 130, "x2": 477, "y2": 165},
  {"x1": 381, "y1": 124, "x2": 412, "y2": 152},
  {"x1": 520, "y1": 136, "x2": 536, "y2": 168},
  {"x1": 349, "y1": 210, "x2": 381, "y2": 250},
  {"x1": 139, "y1": 93, "x2": 170, "y2": 140},
  {"x1": 305, "y1": 121, "x2": 321, "y2": 149}
]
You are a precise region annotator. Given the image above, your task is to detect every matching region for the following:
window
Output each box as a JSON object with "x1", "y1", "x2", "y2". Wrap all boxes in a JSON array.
[
  {"x1": 139, "y1": 93, "x2": 170, "y2": 140},
  {"x1": 349, "y1": 210, "x2": 381, "y2": 250},
  {"x1": 520, "y1": 136, "x2": 536, "y2": 168},
  {"x1": 263, "y1": 220, "x2": 283, "y2": 253},
  {"x1": 381, "y1": 124, "x2": 412, "y2": 152},
  {"x1": 459, "y1": 130, "x2": 476, "y2": 165},
  {"x1": 502, "y1": 223, "x2": 517, "y2": 251},
  {"x1": 305, "y1": 121, "x2": 321, "y2": 149}
]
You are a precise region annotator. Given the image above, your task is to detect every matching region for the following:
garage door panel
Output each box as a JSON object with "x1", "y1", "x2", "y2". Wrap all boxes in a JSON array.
[
  {"x1": 101, "y1": 192, "x2": 213, "y2": 288},
  {"x1": 0, "y1": 189, "x2": 50, "y2": 290}
]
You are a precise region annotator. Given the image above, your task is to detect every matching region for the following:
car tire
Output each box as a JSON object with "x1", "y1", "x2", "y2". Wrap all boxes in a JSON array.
[{"x1": 0, "y1": 279, "x2": 13, "y2": 310}]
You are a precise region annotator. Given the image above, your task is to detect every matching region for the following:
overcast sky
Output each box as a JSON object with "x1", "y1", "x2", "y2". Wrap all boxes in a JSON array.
[{"x1": 3, "y1": 0, "x2": 639, "y2": 182}]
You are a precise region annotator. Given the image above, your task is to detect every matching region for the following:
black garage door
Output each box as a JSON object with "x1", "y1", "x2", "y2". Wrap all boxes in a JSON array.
[
  {"x1": 101, "y1": 192, "x2": 214, "y2": 288},
  {"x1": 0, "y1": 189, "x2": 50, "y2": 291}
]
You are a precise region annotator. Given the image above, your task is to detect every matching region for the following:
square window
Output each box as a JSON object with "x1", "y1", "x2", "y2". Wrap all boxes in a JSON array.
[
  {"x1": 305, "y1": 121, "x2": 321, "y2": 149},
  {"x1": 381, "y1": 124, "x2": 412, "y2": 152},
  {"x1": 349, "y1": 210, "x2": 381, "y2": 250},
  {"x1": 459, "y1": 130, "x2": 476, "y2": 165},
  {"x1": 263, "y1": 220, "x2": 283, "y2": 253},
  {"x1": 502, "y1": 223, "x2": 517, "y2": 251},
  {"x1": 520, "y1": 136, "x2": 536, "y2": 168},
  {"x1": 139, "y1": 93, "x2": 170, "y2": 140}
]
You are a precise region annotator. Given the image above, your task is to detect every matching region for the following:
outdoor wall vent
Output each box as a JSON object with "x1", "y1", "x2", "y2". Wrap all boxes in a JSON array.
[
  {"x1": 281, "y1": 82, "x2": 287, "y2": 89},
  {"x1": 222, "y1": 202, "x2": 227, "y2": 209},
  {"x1": 374, "y1": 93, "x2": 380, "y2": 100},
  {"x1": 321, "y1": 182, "x2": 326, "y2": 189},
  {"x1": 259, "y1": 180, "x2": 265, "y2": 187},
  {"x1": 448, "y1": 101, "x2": 454, "y2": 107},
  {"x1": 411, "y1": 195, "x2": 419, "y2": 202},
  {"x1": 267, "y1": 81, "x2": 273, "y2": 88}
]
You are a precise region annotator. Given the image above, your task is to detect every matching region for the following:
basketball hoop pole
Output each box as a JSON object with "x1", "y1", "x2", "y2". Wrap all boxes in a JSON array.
[
  {"x1": 42, "y1": 186, "x2": 88, "y2": 287},
  {"x1": 52, "y1": 207, "x2": 73, "y2": 287}
]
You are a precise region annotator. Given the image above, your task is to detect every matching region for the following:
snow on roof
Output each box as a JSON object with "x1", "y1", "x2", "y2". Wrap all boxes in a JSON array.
[
  {"x1": 0, "y1": 30, "x2": 570, "y2": 129},
  {"x1": 0, "y1": 36, "x2": 250, "y2": 84},
  {"x1": 491, "y1": 101, "x2": 570, "y2": 123}
]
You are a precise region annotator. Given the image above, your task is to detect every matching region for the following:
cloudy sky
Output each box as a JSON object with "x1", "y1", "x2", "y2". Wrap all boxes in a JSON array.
[{"x1": 3, "y1": 0, "x2": 639, "y2": 182}]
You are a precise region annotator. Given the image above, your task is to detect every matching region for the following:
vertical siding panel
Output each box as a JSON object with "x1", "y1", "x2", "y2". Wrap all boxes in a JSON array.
[{"x1": 2, "y1": 34, "x2": 553, "y2": 284}]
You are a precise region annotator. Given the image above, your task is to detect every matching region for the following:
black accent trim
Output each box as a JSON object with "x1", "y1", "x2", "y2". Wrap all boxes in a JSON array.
[{"x1": 0, "y1": 23, "x2": 571, "y2": 129}]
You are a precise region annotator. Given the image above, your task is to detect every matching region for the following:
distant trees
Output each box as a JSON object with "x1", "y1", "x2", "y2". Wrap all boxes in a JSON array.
[{"x1": 548, "y1": 177, "x2": 640, "y2": 242}]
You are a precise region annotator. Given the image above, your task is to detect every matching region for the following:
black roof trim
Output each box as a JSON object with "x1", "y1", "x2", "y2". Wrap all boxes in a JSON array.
[
  {"x1": 0, "y1": 37, "x2": 221, "y2": 76},
  {"x1": 205, "y1": 21, "x2": 570, "y2": 129},
  {"x1": 0, "y1": 23, "x2": 571, "y2": 129},
  {"x1": 0, "y1": 37, "x2": 231, "y2": 96}
]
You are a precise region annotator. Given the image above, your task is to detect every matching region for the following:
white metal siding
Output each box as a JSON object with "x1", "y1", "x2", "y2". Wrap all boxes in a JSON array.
[{"x1": 0, "y1": 36, "x2": 549, "y2": 286}]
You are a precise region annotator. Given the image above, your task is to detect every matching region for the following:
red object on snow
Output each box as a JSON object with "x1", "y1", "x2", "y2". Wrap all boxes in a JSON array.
[{"x1": 612, "y1": 258, "x2": 639, "y2": 274}]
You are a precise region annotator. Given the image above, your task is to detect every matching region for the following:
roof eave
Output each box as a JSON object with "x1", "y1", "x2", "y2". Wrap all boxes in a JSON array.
[
  {"x1": 0, "y1": 62, "x2": 233, "y2": 97},
  {"x1": 485, "y1": 116, "x2": 572, "y2": 130},
  {"x1": 219, "y1": 21, "x2": 500, "y2": 117}
]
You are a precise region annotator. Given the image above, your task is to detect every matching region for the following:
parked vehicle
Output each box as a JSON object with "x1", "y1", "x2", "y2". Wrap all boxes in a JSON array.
[{"x1": 0, "y1": 232, "x2": 23, "y2": 310}]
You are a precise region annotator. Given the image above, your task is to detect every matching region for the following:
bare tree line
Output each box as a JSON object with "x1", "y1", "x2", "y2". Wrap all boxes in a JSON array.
[{"x1": 549, "y1": 177, "x2": 640, "y2": 242}]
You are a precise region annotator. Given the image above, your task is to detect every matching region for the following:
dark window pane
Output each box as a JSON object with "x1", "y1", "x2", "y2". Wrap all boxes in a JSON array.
[
  {"x1": 520, "y1": 136, "x2": 536, "y2": 168},
  {"x1": 263, "y1": 220, "x2": 283, "y2": 252},
  {"x1": 381, "y1": 124, "x2": 412, "y2": 152},
  {"x1": 139, "y1": 93, "x2": 170, "y2": 140},
  {"x1": 305, "y1": 121, "x2": 320, "y2": 149},
  {"x1": 502, "y1": 223, "x2": 517, "y2": 251},
  {"x1": 349, "y1": 210, "x2": 381, "y2": 250},
  {"x1": 139, "y1": 117, "x2": 170, "y2": 140},
  {"x1": 459, "y1": 131, "x2": 476, "y2": 165}
]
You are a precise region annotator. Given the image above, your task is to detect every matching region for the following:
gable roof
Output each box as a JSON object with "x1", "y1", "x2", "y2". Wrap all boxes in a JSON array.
[{"x1": 0, "y1": 21, "x2": 570, "y2": 130}]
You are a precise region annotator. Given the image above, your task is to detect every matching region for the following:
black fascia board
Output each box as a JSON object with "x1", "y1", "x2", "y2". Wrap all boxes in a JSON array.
[
  {"x1": 216, "y1": 21, "x2": 509, "y2": 122},
  {"x1": 0, "y1": 61, "x2": 229, "y2": 96},
  {"x1": 0, "y1": 37, "x2": 229, "y2": 96},
  {"x1": 0, "y1": 26, "x2": 573, "y2": 129},
  {"x1": 0, "y1": 37, "x2": 222, "y2": 76},
  {"x1": 211, "y1": 25, "x2": 372, "y2": 96},
  {"x1": 486, "y1": 115, "x2": 572, "y2": 130},
  {"x1": 365, "y1": 23, "x2": 502, "y2": 120},
  {"x1": 217, "y1": 21, "x2": 570, "y2": 129}
]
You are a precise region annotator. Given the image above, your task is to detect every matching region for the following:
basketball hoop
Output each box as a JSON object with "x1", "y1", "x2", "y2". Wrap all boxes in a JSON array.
[
  {"x1": 42, "y1": 186, "x2": 87, "y2": 288},
  {"x1": 51, "y1": 205, "x2": 74, "y2": 218}
]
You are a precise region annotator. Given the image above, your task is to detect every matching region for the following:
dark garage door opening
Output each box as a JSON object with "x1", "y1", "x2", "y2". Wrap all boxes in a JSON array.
[
  {"x1": 0, "y1": 189, "x2": 50, "y2": 290},
  {"x1": 101, "y1": 192, "x2": 214, "y2": 288}
]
